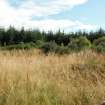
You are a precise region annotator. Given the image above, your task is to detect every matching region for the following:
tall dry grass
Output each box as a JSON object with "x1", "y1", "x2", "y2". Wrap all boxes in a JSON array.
[{"x1": 0, "y1": 50, "x2": 105, "y2": 105}]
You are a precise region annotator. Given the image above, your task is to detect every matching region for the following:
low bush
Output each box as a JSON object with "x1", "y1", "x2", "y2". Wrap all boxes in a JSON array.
[
  {"x1": 68, "y1": 36, "x2": 91, "y2": 51},
  {"x1": 93, "y1": 45, "x2": 105, "y2": 53},
  {"x1": 93, "y1": 36, "x2": 105, "y2": 53},
  {"x1": 93, "y1": 36, "x2": 105, "y2": 46},
  {"x1": 35, "y1": 40, "x2": 45, "y2": 48},
  {"x1": 41, "y1": 42, "x2": 70, "y2": 54},
  {"x1": 55, "y1": 45, "x2": 70, "y2": 54},
  {"x1": 41, "y1": 41, "x2": 58, "y2": 53},
  {"x1": 4, "y1": 42, "x2": 36, "y2": 50}
]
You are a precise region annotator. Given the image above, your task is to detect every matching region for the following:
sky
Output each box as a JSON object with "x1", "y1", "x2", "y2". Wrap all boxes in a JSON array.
[{"x1": 0, "y1": 0, "x2": 104, "y2": 32}]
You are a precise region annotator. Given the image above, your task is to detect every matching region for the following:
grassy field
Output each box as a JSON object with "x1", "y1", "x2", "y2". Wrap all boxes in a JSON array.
[{"x1": 0, "y1": 50, "x2": 105, "y2": 105}]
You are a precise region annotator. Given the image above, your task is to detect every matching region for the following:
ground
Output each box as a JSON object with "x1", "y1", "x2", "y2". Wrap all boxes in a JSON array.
[{"x1": 0, "y1": 50, "x2": 105, "y2": 105}]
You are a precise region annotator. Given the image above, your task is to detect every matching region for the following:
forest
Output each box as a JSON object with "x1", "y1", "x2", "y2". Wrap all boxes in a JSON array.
[{"x1": 0, "y1": 27, "x2": 105, "y2": 54}]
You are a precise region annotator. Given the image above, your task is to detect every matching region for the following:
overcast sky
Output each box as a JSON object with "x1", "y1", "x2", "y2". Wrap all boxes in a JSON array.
[{"x1": 0, "y1": 0, "x2": 104, "y2": 32}]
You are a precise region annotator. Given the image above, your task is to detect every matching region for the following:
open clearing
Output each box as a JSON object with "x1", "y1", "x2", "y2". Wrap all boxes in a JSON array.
[{"x1": 0, "y1": 50, "x2": 105, "y2": 105}]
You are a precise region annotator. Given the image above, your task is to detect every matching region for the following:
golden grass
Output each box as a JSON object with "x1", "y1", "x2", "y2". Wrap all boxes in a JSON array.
[{"x1": 0, "y1": 50, "x2": 105, "y2": 105}]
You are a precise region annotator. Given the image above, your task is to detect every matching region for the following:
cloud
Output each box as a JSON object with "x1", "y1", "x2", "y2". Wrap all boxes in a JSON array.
[
  {"x1": 19, "y1": 0, "x2": 88, "y2": 16},
  {"x1": 0, "y1": 0, "x2": 97, "y2": 32},
  {"x1": 2, "y1": 19, "x2": 97, "y2": 32}
]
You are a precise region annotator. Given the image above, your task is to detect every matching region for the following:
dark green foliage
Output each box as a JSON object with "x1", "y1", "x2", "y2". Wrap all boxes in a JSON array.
[
  {"x1": 0, "y1": 26, "x2": 105, "y2": 54},
  {"x1": 4, "y1": 42, "x2": 36, "y2": 50},
  {"x1": 0, "y1": 27, "x2": 105, "y2": 47},
  {"x1": 93, "y1": 36, "x2": 105, "y2": 53},
  {"x1": 94, "y1": 45, "x2": 105, "y2": 53},
  {"x1": 41, "y1": 41, "x2": 58, "y2": 53},
  {"x1": 93, "y1": 36, "x2": 105, "y2": 46},
  {"x1": 55, "y1": 45, "x2": 70, "y2": 54},
  {"x1": 35, "y1": 40, "x2": 45, "y2": 48},
  {"x1": 46, "y1": 34, "x2": 70, "y2": 46},
  {"x1": 0, "y1": 27, "x2": 45, "y2": 46},
  {"x1": 41, "y1": 42, "x2": 70, "y2": 54},
  {"x1": 68, "y1": 36, "x2": 91, "y2": 51}
]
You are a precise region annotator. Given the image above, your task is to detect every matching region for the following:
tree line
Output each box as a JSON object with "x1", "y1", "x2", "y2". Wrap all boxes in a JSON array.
[{"x1": 0, "y1": 26, "x2": 105, "y2": 53}]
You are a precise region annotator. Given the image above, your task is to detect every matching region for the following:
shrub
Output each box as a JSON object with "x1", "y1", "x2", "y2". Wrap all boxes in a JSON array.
[
  {"x1": 94, "y1": 45, "x2": 105, "y2": 53},
  {"x1": 41, "y1": 41, "x2": 58, "y2": 53},
  {"x1": 55, "y1": 45, "x2": 70, "y2": 54},
  {"x1": 93, "y1": 36, "x2": 105, "y2": 46},
  {"x1": 35, "y1": 40, "x2": 45, "y2": 48},
  {"x1": 41, "y1": 42, "x2": 71, "y2": 54},
  {"x1": 4, "y1": 42, "x2": 36, "y2": 50},
  {"x1": 68, "y1": 36, "x2": 91, "y2": 51},
  {"x1": 93, "y1": 36, "x2": 105, "y2": 53}
]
